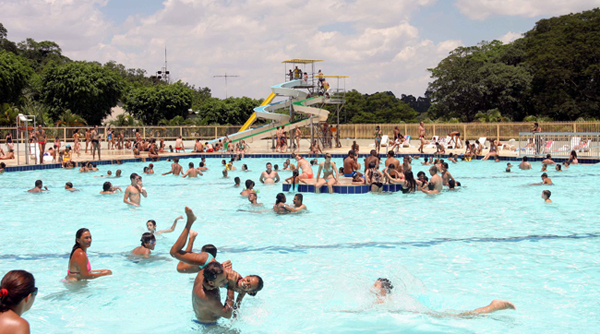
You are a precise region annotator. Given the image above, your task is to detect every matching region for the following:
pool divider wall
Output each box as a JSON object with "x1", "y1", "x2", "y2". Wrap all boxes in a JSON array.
[
  {"x1": 283, "y1": 183, "x2": 404, "y2": 194},
  {"x1": 3, "y1": 153, "x2": 597, "y2": 173}
]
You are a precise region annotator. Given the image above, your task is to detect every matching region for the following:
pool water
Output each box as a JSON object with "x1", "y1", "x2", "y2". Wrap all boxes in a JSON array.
[{"x1": 1, "y1": 157, "x2": 599, "y2": 333}]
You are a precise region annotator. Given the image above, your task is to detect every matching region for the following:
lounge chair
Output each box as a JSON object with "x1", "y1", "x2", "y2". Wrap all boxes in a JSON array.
[
  {"x1": 401, "y1": 135, "x2": 414, "y2": 148},
  {"x1": 570, "y1": 137, "x2": 581, "y2": 150},
  {"x1": 425, "y1": 136, "x2": 439, "y2": 149},
  {"x1": 369, "y1": 135, "x2": 389, "y2": 148},
  {"x1": 477, "y1": 137, "x2": 487, "y2": 150},
  {"x1": 543, "y1": 140, "x2": 554, "y2": 153}
]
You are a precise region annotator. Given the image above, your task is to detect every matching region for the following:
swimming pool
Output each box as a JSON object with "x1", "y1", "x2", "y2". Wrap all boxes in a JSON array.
[{"x1": 1, "y1": 157, "x2": 599, "y2": 333}]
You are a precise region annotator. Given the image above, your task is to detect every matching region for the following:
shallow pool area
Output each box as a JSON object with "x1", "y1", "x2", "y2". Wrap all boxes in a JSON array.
[{"x1": 1, "y1": 157, "x2": 599, "y2": 333}]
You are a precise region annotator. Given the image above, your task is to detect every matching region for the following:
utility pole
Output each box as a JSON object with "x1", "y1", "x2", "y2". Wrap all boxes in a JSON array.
[{"x1": 213, "y1": 73, "x2": 240, "y2": 99}]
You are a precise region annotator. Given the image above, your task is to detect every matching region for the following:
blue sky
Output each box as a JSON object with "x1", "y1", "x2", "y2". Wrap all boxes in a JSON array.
[{"x1": 3, "y1": 0, "x2": 600, "y2": 99}]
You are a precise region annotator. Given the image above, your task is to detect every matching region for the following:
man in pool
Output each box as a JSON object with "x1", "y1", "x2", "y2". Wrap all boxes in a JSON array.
[
  {"x1": 371, "y1": 278, "x2": 515, "y2": 316},
  {"x1": 162, "y1": 158, "x2": 183, "y2": 175},
  {"x1": 64, "y1": 182, "x2": 79, "y2": 192},
  {"x1": 124, "y1": 173, "x2": 147, "y2": 206},
  {"x1": 519, "y1": 156, "x2": 531, "y2": 170},
  {"x1": 183, "y1": 162, "x2": 202, "y2": 178},
  {"x1": 343, "y1": 150, "x2": 362, "y2": 177},
  {"x1": 285, "y1": 194, "x2": 306, "y2": 212},
  {"x1": 100, "y1": 181, "x2": 122, "y2": 194},
  {"x1": 28, "y1": 180, "x2": 48, "y2": 192},
  {"x1": 248, "y1": 192, "x2": 263, "y2": 206},
  {"x1": 384, "y1": 151, "x2": 400, "y2": 168},
  {"x1": 428, "y1": 166, "x2": 443, "y2": 193},
  {"x1": 542, "y1": 154, "x2": 555, "y2": 165},
  {"x1": 542, "y1": 190, "x2": 552, "y2": 203},
  {"x1": 259, "y1": 162, "x2": 280, "y2": 184},
  {"x1": 530, "y1": 173, "x2": 553, "y2": 186}
]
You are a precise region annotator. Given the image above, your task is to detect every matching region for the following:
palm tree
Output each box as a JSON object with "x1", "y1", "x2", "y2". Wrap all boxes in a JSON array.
[
  {"x1": 108, "y1": 114, "x2": 140, "y2": 126},
  {"x1": 56, "y1": 110, "x2": 87, "y2": 127}
]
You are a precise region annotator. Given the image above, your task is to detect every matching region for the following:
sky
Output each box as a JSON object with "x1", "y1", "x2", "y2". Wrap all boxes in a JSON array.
[{"x1": 2, "y1": 0, "x2": 599, "y2": 100}]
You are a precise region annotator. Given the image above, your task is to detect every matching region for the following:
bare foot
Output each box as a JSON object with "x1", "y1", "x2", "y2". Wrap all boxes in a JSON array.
[
  {"x1": 490, "y1": 299, "x2": 516, "y2": 311},
  {"x1": 189, "y1": 230, "x2": 198, "y2": 239},
  {"x1": 184, "y1": 206, "x2": 197, "y2": 223}
]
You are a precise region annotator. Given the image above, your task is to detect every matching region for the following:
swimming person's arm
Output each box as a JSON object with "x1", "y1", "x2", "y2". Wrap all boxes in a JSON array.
[
  {"x1": 207, "y1": 288, "x2": 235, "y2": 319},
  {"x1": 157, "y1": 215, "x2": 183, "y2": 234}
]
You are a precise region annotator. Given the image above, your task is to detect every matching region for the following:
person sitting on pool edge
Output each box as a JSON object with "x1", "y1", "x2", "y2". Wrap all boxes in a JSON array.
[
  {"x1": 0, "y1": 270, "x2": 38, "y2": 334},
  {"x1": 343, "y1": 150, "x2": 362, "y2": 178},
  {"x1": 66, "y1": 228, "x2": 112, "y2": 281},
  {"x1": 132, "y1": 232, "x2": 156, "y2": 258},
  {"x1": 240, "y1": 180, "x2": 256, "y2": 197},
  {"x1": 371, "y1": 278, "x2": 515, "y2": 316},
  {"x1": 28, "y1": 180, "x2": 48, "y2": 193},
  {"x1": 259, "y1": 162, "x2": 280, "y2": 184},
  {"x1": 293, "y1": 154, "x2": 314, "y2": 179},
  {"x1": 147, "y1": 215, "x2": 183, "y2": 235},
  {"x1": 542, "y1": 190, "x2": 552, "y2": 203}
]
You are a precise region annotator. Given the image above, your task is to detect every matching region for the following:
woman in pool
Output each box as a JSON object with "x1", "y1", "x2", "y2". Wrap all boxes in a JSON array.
[
  {"x1": 273, "y1": 193, "x2": 290, "y2": 214},
  {"x1": 400, "y1": 171, "x2": 419, "y2": 193},
  {"x1": 313, "y1": 153, "x2": 338, "y2": 194},
  {"x1": 132, "y1": 233, "x2": 156, "y2": 258},
  {"x1": 147, "y1": 215, "x2": 183, "y2": 235},
  {"x1": 66, "y1": 228, "x2": 112, "y2": 281},
  {"x1": 568, "y1": 150, "x2": 578, "y2": 164},
  {"x1": 365, "y1": 161, "x2": 385, "y2": 193},
  {"x1": 0, "y1": 270, "x2": 37, "y2": 334}
]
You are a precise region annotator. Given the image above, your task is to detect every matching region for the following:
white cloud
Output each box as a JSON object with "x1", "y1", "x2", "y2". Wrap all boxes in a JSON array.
[
  {"x1": 1, "y1": 0, "x2": 463, "y2": 100},
  {"x1": 498, "y1": 31, "x2": 523, "y2": 44},
  {"x1": 456, "y1": 0, "x2": 600, "y2": 20}
]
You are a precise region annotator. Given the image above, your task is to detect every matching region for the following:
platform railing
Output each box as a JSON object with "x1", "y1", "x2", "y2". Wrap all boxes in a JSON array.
[{"x1": 518, "y1": 132, "x2": 600, "y2": 159}]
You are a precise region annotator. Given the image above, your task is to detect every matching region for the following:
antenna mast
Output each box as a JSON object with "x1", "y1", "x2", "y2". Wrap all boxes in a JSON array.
[{"x1": 213, "y1": 73, "x2": 240, "y2": 99}]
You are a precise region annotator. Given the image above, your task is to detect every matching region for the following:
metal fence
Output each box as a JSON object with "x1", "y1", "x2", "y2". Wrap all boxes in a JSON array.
[
  {"x1": 518, "y1": 132, "x2": 600, "y2": 159},
  {"x1": 2, "y1": 122, "x2": 600, "y2": 143}
]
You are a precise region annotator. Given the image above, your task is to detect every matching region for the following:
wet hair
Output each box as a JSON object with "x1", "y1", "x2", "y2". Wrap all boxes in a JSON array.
[
  {"x1": 189, "y1": 162, "x2": 194, "y2": 168},
  {"x1": 377, "y1": 278, "x2": 393, "y2": 293},
  {"x1": 370, "y1": 149, "x2": 376, "y2": 156},
  {"x1": 266, "y1": 162, "x2": 272, "y2": 167},
  {"x1": 448, "y1": 179, "x2": 456, "y2": 189},
  {"x1": 429, "y1": 166, "x2": 438, "y2": 174},
  {"x1": 199, "y1": 162, "x2": 205, "y2": 167},
  {"x1": 404, "y1": 171, "x2": 417, "y2": 191},
  {"x1": 443, "y1": 162, "x2": 449, "y2": 170},
  {"x1": 143, "y1": 167, "x2": 149, "y2": 172},
  {"x1": 387, "y1": 151, "x2": 394, "y2": 157},
  {"x1": 130, "y1": 173, "x2": 139, "y2": 181},
  {"x1": 541, "y1": 173, "x2": 548, "y2": 178},
  {"x1": 546, "y1": 154, "x2": 551, "y2": 159},
  {"x1": 294, "y1": 193, "x2": 303, "y2": 203},
  {"x1": 103, "y1": 182, "x2": 111, "y2": 191},
  {"x1": 0, "y1": 162, "x2": 5, "y2": 169},
  {"x1": 0, "y1": 270, "x2": 36, "y2": 312},
  {"x1": 245, "y1": 180, "x2": 255, "y2": 189},
  {"x1": 174, "y1": 158, "x2": 179, "y2": 163},
  {"x1": 543, "y1": 190, "x2": 551, "y2": 198},
  {"x1": 201, "y1": 244, "x2": 217, "y2": 258},
  {"x1": 523, "y1": 156, "x2": 528, "y2": 162},
  {"x1": 204, "y1": 262, "x2": 224, "y2": 282},
  {"x1": 274, "y1": 164, "x2": 279, "y2": 170},
  {"x1": 247, "y1": 275, "x2": 264, "y2": 296},
  {"x1": 147, "y1": 219, "x2": 157, "y2": 227},
  {"x1": 570, "y1": 150, "x2": 577, "y2": 158},
  {"x1": 416, "y1": 171, "x2": 425, "y2": 179},
  {"x1": 276, "y1": 193, "x2": 286, "y2": 204},
  {"x1": 141, "y1": 232, "x2": 155, "y2": 246},
  {"x1": 556, "y1": 165, "x2": 562, "y2": 170},
  {"x1": 234, "y1": 177, "x2": 241, "y2": 185},
  {"x1": 66, "y1": 182, "x2": 73, "y2": 188},
  {"x1": 116, "y1": 170, "x2": 121, "y2": 176},
  {"x1": 70, "y1": 228, "x2": 90, "y2": 259},
  {"x1": 389, "y1": 164, "x2": 395, "y2": 169},
  {"x1": 428, "y1": 182, "x2": 435, "y2": 190},
  {"x1": 35, "y1": 180, "x2": 42, "y2": 187},
  {"x1": 348, "y1": 150, "x2": 355, "y2": 156},
  {"x1": 368, "y1": 161, "x2": 376, "y2": 169},
  {"x1": 242, "y1": 164, "x2": 248, "y2": 170}
]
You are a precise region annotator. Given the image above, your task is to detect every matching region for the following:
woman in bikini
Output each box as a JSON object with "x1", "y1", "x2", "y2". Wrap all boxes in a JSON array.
[
  {"x1": 365, "y1": 161, "x2": 385, "y2": 193},
  {"x1": 313, "y1": 153, "x2": 338, "y2": 194},
  {"x1": 66, "y1": 228, "x2": 112, "y2": 281},
  {"x1": 73, "y1": 129, "x2": 81, "y2": 157},
  {"x1": 374, "y1": 126, "x2": 382, "y2": 154}
]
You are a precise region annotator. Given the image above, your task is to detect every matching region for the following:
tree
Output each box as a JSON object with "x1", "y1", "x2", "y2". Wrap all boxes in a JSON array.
[
  {"x1": 0, "y1": 50, "x2": 33, "y2": 104},
  {"x1": 194, "y1": 96, "x2": 260, "y2": 125},
  {"x1": 56, "y1": 110, "x2": 87, "y2": 126},
  {"x1": 525, "y1": 8, "x2": 600, "y2": 120},
  {"x1": 123, "y1": 81, "x2": 193, "y2": 125},
  {"x1": 17, "y1": 38, "x2": 67, "y2": 71},
  {"x1": 43, "y1": 61, "x2": 124, "y2": 125},
  {"x1": 349, "y1": 91, "x2": 418, "y2": 123}
]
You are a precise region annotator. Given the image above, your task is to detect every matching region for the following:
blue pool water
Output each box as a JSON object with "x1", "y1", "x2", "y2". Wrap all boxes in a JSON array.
[{"x1": 1, "y1": 157, "x2": 599, "y2": 333}]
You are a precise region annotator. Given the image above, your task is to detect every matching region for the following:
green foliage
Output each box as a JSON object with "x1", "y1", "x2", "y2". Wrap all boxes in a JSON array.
[
  {"x1": 43, "y1": 61, "x2": 124, "y2": 125},
  {"x1": 525, "y1": 8, "x2": 600, "y2": 120},
  {"x1": 474, "y1": 109, "x2": 511, "y2": 123},
  {"x1": 108, "y1": 113, "x2": 142, "y2": 126},
  {"x1": 194, "y1": 96, "x2": 260, "y2": 125},
  {"x1": 123, "y1": 81, "x2": 193, "y2": 125},
  {"x1": 0, "y1": 50, "x2": 33, "y2": 104},
  {"x1": 345, "y1": 91, "x2": 418, "y2": 123},
  {"x1": 56, "y1": 110, "x2": 87, "y2": 126},
  {"x1": 17, "y1": 38, "x2": 68, "y2": 72}
]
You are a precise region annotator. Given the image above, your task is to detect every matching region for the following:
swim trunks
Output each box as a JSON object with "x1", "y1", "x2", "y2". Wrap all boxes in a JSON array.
[
  {"x1": 193, "y1": 319, "x2": 217, "y2": 327},
  {"x1": 344, "y1": 171, "x2": 357, "y2": 177}
]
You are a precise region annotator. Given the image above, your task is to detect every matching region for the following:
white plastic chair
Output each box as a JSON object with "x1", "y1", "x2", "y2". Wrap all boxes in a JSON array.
[
  {"x1": 402, "y1": 135, "x2": 414, "y2": 148},
  {"x1": 425, "y1": 136, "x2": 439, "y2": 149},
  {"x1": 477, "y1": 137, "x2": 487, "y2": 150}
]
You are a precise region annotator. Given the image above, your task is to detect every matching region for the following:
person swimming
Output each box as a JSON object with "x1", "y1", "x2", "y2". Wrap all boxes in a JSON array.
[{"x1": 131, "y1": 232, "x2": 156, "y2": 258}]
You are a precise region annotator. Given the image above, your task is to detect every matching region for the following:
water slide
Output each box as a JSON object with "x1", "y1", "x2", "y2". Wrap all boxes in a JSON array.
[{"x1": 209, "y1": 80, "x2": 328, "y2": 145}]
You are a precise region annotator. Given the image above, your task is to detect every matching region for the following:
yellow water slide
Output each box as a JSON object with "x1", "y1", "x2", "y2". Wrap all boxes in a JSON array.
[{"x1": 238, "y1": 92, "x2": 276, "y2": 132}]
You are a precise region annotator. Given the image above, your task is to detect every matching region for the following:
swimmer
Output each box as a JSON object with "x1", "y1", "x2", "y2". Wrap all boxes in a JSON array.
[
  {"x1": 555, "y1": 164, "x2": 562, "y2": 172},
  {"x1": 371, "y1": 278, "x2": 515, "y2": 316},
  {"x1": 530, "y1": 173, "x2": 553, "y2": 186},
  {"x1": 100, "y1": 181, "x2": 122, "y2": 194},
  {"x1": 285, "y1": 194, "x2": 306, "y2": 212},
  {"x1": 285, "y1": 170, "x2": 301, "y2": 191},
  {"x1": 519, "y1": 156, "x2": 531, "y2": 170},
  {"x1": 0, "y1": 270, "x2": 38, "y2": 334},
  {"x1": 234, "y1": 177, "x2": 241, "y2": 187},
  {"x1": 197, "y1": 162, "x2": 209, "y2": 171},
  {"x1": 562, "y1": 161, "x2": 570, "y2": 169},
  {"x1": 175, "y1": 231, "x2": 218, "y2": 274},
  {"x1": 506, "y1": 163, "x2": 513, "y2": 172},
  {"x1": 115, "y1": 170, "x2": 122, "y2": 177},
  {"x1": 447, "y1": 179, "x2": 459, "y2": 191},
  {"x1": 147, "y1": 164, "x2": 155, "y2": 174},
  {"x1": 95, "y1": 170, "x2": 112, "y2": 177},
  {"x1": 28, "y1": 180, "x2": 48, "y2": 193},
  {"x1": 0, "y1": 162, "x2": 5, "y2": 173},
  {"x1": 66, "y1": 228, "x2": 112, "y2": 281},
  {"x1": 259, "y1": 163, "x2": 280, "y2": 184},
  {"x1": 364, "y1": 150, "x2": 380, "y2": 173},
  {"x1": 314, "y1": 153, "x2": 338, "y2": 194},
  {"x1": 384, "y1": 151, "x2": 400, "y2": 168},
  {"x1": 222, "y1": 169, "x2": 228, "y2": 178},
  {"x1": 169, "y1": 207, "x2": 234, "y2": 325},
  {"x1": 383, "y1": 164, "x2": 404, "y2": 185},
  {"x1": 248, "y1": 192, "x2": 263, "y2": 206},
  {"x1": 64, "y1": 182, "x2": 79, "y2": 192},
  {"x1": 422, "y1": 166, "x2": 442, "y2": 194},
  {"x1": 273, "y1": 193, "x2": 290, "y2": 214},
  {"x1": 147, "y1": 215, "x2": 183, "y2": 235},
  {"x1": 402, "y1": 156, "x2": 412, "y2": 173},
  {"x1": 542, "y1": 154, "x2": 555, "y2": 165},
  {"x1": 440, "y1": 162, "x2": 456, "y2": 187},
  {"x1": 448, "y1": 153, "x2": 457, "y2": 163},
  {"x1": 240, "y1": 180, "x2": 256, "y2": 197},
  {"x1": 131, "y1": 232, "x2": 156, "y2": 258},
  {"x1": 541, "y1": 164, "x2": 547, "y2": 172},
  {"x1": 183, "y1": 162, "x2": 202, "y2": 178},
  {"x1": 421, "y1": 157, "x2": 431, "y2": 165},
  {"x1": 542, "y1": 190, "x2": 552, "y2": 203},
  {"x1": 241, "y1": 164, "x2": 249, "y2": 171},
  {"x1": 163, "y1": 158, "x2": 183, "y2": 176},
  {"x1": 294, "y1": 154, "x2": 314, "y2": 179},
  {"x1": 124, "y1": 173, "x2": 147, "y2": 206}
]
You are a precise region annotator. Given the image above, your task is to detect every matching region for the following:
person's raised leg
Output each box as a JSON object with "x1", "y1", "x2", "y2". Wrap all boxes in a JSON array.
[
  {"x1": 170, "y1": 206, "x2": 197, "y2": 258},
  {"x1": 176, "y1": 230, "x2": 201, "y2": 273}
]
